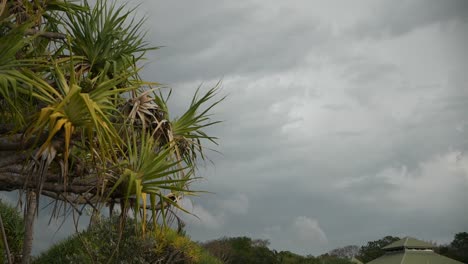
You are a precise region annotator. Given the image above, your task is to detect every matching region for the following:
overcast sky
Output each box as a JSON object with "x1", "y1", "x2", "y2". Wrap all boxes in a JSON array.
[
  {"x1": 139, "y1": 0, "x2": 468, "y2": 255},
  {"x1": 2, "y1": 0, "x2": 467, "y2": 257}
]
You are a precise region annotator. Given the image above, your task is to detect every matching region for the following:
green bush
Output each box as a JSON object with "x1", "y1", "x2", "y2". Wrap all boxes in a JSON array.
[
  {"x1": 0, "y1": 200, "x2": 24, "y2": 263},
  {"x1": 33, "y1": 217, "x2": 222, "y2": 264}
]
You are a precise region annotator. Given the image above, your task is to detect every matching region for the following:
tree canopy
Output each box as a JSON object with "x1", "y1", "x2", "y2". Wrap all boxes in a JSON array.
[{"x1": 437, "y1": 232, "x2": 468, "y2": 263}]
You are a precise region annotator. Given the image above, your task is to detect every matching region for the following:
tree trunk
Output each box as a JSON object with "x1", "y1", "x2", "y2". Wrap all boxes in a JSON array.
[{"x1": 21, "y1": 191, "x2": 36, "y2": 264}]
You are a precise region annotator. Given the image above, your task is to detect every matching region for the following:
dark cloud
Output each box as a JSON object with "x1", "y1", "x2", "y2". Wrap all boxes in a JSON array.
[{"x1": 141, "y1": 0, "x2": 333, "y2": 83}]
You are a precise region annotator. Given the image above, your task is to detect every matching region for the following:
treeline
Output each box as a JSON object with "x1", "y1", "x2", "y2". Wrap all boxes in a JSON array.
[
  {"x1": 201, "y1": 236, "x2": 353, "y2": 264},
  {"x1": 200, "y1": 233, "x2": 468, "y2": 264},
  {"x1": 1, "y1": 199, "x2": 466, "y2": 263}
]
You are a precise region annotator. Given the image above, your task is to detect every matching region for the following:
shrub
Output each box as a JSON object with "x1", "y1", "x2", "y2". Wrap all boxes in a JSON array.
[{"x1": 33, "y1": 217, "x2": 221, "y2": 264}]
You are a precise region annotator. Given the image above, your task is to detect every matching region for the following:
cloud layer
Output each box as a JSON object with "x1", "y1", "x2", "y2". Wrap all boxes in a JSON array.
[
  {"x1": 142, "y1": 0, "x2": 468, "y2": 255},
  {"x1": 22, "y1": 0, "x2": 468, "y2": 256}
]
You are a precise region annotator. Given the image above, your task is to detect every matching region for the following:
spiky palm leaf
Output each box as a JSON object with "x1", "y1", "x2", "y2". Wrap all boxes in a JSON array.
[
  {"x1": 22, "y1": 61, "x2": 130, "y2": 163},
  {"x1": 0, "y1": 23, "x2": 36, "y2": 128},
  {"x1": 170, "y1": 84, "x2": 224, "y2": 166},
  {"x1": 108, "y1": 131, "x2": 196, "y2": 232},
  {"x1": 64, "y1": 0, "x2": 156, "y2": 79}
]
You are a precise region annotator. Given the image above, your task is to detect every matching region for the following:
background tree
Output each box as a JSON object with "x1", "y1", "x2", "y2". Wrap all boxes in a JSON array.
[
  {"x1": 437, "y1": 232, "x2": 468, "y2": 263},
  {"x1": 317, "y1": 254, "x2": 355, "y2": 264},
  {"x1": 329, "y1": 245, "x2": 360, "y2": 259},
  {"x1": 202, "y1": 237, "x2": 278, "y2": 264},
  {"x1": 356, "y1": 236, "x2": 400, "y2": 263},
  {"x1": 0, "y1": 0, "x2": 222, "y2": 262},
  {"x1": 200, "y1": 237, "x2": 235, "y2": 263},
  {"x1": 275, "y1": 251, "x2": 318, "y2": 264},
  {"x1": 449, "y1": 232, "x2": 468, "y2": 263},
  {"x1": 201, "y1": 236, "x2": 356, "y2": 264}
]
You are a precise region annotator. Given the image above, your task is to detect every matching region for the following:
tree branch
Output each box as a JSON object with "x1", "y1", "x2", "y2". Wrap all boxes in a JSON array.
[
  {"x1": 24, "y1": 29, "x2": 66, "y2": 39},
  {"x1": 0, "y1": 134, "x2": 47, "y2": 151},
  {"x1": 4, "y1": 23, "x2": 66, "y2": 40},
  {"x1": 0, "y1": 152, "x2": 27, "y2": 168},
  {"x1": 0, "y1": 172, "x2": 95, "y2": 194}
]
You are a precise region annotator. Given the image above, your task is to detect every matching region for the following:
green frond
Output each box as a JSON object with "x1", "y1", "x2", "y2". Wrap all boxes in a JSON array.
[
  {"x1": 108, "y1": 131, "x2": 196, "y2": 229},
  {"x1": 170, "y1": 83, "x2": 224, "y2": 164},
  {"x1": 64, "y1": 0, "x2": 157, "y2": 78},
  {"x1": 45, "y1": 0, "x2": 88, "y2": 13},
  {"x1": 0, "y1": 24, "x2": 39, "y2": 129},
  {"x1": 20, "y1": 61, "x2": 126, "y2": 180}
]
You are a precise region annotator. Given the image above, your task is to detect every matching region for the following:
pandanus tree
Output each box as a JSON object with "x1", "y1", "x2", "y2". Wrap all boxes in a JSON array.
[{"x1": 0, "y1": 0, "x2": 222, "y2": 263}]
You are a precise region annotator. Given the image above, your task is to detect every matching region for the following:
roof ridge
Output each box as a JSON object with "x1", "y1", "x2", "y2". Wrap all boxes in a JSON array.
[
  {"x1": 399, "y1": 251, "x2": 407, "y2": 264},
  {"x1": 383, "y1": 237, "x2": 435, "y2": 250}
]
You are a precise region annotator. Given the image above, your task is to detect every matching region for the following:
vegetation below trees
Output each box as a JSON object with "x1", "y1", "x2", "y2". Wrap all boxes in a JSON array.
[
  {"x1": 33, "y1": 217, "x2": 222, "y2": 264},
  {"x1": 1, "y1": 201, "x2": 466, "y2": 263},
  {"x1": 0, "y1": 200, "x2": 24, "y2": 263}
]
